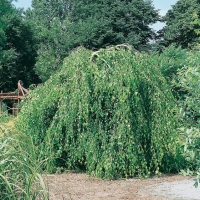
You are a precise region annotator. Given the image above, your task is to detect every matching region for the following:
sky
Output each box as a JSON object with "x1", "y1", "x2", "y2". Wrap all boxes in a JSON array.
[{"x1": 13, "y1": 0, "x2": 178, "y2": 31}]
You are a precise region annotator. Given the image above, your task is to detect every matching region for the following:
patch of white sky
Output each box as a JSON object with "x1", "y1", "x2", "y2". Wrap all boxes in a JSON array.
[
  {"x1": 151, "y1": 0, "x2": 178, "y2": 31},
  {"x1": 13, "y1": 0, "x2": 32, "y2": 10},
  {"x1": 13, "y1": 0, "x2": 178, "y2": 31}
]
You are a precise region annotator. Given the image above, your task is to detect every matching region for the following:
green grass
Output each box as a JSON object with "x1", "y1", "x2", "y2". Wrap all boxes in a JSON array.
[{"x1": 0, "y1": 114, "x2": 48, "y2": 200}]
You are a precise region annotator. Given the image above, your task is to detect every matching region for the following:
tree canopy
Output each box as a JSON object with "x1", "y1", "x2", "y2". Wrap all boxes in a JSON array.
[
  {"x1": 27, "y1": 0, "x2": 159, "y2": 81},
  {"x1": 0, "y1": 0, "x2": 40, "y2": 91},
  {"x1": 159, "y1": 0, "x2": 200, "y2": 48},
  {"x1": 68, "y1": 0, "x2": 159, "y2": 50}
]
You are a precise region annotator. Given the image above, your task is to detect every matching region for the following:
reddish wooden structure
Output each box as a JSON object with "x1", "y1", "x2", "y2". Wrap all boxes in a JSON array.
[{"x1": 0, "y1": 81, "x2": 28, "y2": 116}]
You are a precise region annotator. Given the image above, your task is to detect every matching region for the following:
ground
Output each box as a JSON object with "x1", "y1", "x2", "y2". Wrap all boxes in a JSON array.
[{"x1": 45, "y1": 173, "x2": 200, "y2": 200}]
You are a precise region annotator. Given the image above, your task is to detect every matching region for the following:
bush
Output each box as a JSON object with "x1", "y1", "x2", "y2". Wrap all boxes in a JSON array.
[
  {"x1": 179, "y1": 127, "x2": 200, "y2": 172},
  {"x1": 175, "y1": 51, "x2": 200, "y2": 127},
  {"x1": 17, "y1": 46, "x2": 179, "y2": 179},
  {"x1": 156, "y1": 46, "x2": 200, "y2": 99},
  {"x1": 174, "y1": 50, "x2": 200, "y2": 186},
  {"x1": 157, "y1": 45, "x2": 187, "y2": 81}
]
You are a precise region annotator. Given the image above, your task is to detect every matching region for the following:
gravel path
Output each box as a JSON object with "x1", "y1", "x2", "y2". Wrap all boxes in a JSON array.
[
  {"x1": 140, "y1": 179, "x2": 200, "y2": 200},
  {"x1": 45, "y1": 173, "x2": 200, "y2": 200}
]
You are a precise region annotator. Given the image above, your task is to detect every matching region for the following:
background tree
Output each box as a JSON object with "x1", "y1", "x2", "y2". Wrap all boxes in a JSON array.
[
  {"x1": 25, "y1": 0, "x2": 73, "y2": 81},
  {"x1": 68, "y1": 0, "x2": 159, "y2": 50},
  {"x1": 0, "y1": 0, "x2": 40, "y2": 91},
  {"x1": 158, "y1": 0, "x2": 200, "y2": 48},
  {"x1": 27, "y1": 0, "x2": 159, "y2": 81},
  {"x1": 193, "y1": 13, "x2": 200, "y2": 35}
]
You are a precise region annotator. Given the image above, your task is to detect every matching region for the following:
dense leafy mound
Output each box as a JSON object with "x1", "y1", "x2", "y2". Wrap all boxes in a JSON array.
[{"x1": 17, "y1": 46, "x2": 179, "y2": 179}]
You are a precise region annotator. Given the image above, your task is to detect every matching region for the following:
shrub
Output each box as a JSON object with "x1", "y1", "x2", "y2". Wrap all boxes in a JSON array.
[
  {"x1": 157, "y1": 45, "x2": 187, "y2": 81},
  {"x1": 178, "y1": 127, "x2": 200, "y2": 172},
  {"x1": 174, "y1": 50, "x2": 200, "y2": 186},
  {"x1": 156, "y1": 46, "x2": 200, "y2": 99},
  {"x1": 17, "y1": 46, "x2": 179, "y2": 179},
  {"x1": 175, "y1": 51, "x2": 200, "y2": 127}
]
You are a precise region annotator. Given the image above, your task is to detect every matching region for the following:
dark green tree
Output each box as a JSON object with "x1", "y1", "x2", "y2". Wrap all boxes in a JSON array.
[
  {"x1": 68, "y1": 0, "x2": 159, "y2": 50},
  {"x1": 25, "y1": 0, "x2": 73, "y2": 81},
  {"x1": 159, "y1": 0, "x2": 200, "y2": 48},
  {"x1": 27, "y1": 0, "x2": 159, "y2": 81},
  {"x1": 0, "y1": 0, "x2": 40, "y2": 91}
]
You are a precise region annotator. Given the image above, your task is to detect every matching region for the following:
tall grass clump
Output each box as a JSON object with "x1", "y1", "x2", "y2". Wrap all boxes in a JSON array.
[
  {"x1": 0, "y1": 112, "x2": 13, "y2": 124},
  {"x1": 17, "y1": 46, "x2": 179, "y2": 179},
  {"x1": 0, "y1": 117, "x2": 48, "y2": 199}
]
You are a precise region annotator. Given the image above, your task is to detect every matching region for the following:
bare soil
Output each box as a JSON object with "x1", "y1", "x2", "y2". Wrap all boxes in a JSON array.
[{"x1": 44, "y1": 173, "x2": 200, "y2": 200}]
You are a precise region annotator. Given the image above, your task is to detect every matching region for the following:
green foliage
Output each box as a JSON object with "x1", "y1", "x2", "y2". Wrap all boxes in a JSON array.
[
  {"x1": 27, "y1": 0, "x2": 159, "y2": 81},
  {"x1": 193, "y1": 13, "x2": 200, "y2": 35},
  {"x1": 159, "y1": 0, "x2": 200, "y2": 48},
  {"x1": 0, "y1": 127, "x2": 48, "y2": 199},
  {"x1": 175, "y1": 51, "x2": 200, "y2": 126},
  {"x1": 0, "y1": 0, "x2": 40, "y2": 91},
  {"x1": 179, "y1": 127, "x2": 200, "y2": 172},
  {"x1": 156, "y1": 45, "x2": 187, "y2": 81},
  {"x1": 174, "y1": 49, "x2": 200, "y2": 186},
  {"x1": 0, "y1": 112, "x2": 12, "y2": 124},
  {"x1": 178, "y1": 127, "x2": 200, "y2": 188},
  {"x1": 17, "y1": 46, "x2": 179, "y2": 179},
  {"x1": 68, "y1": 0, "x2": 159, "y2": 50},
  {"x1": 25, "y1": 0, "x2": 71, "y2": 82},
  {"x1": 154, "y1": 46, "x2": 200, "y2": 100}
]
